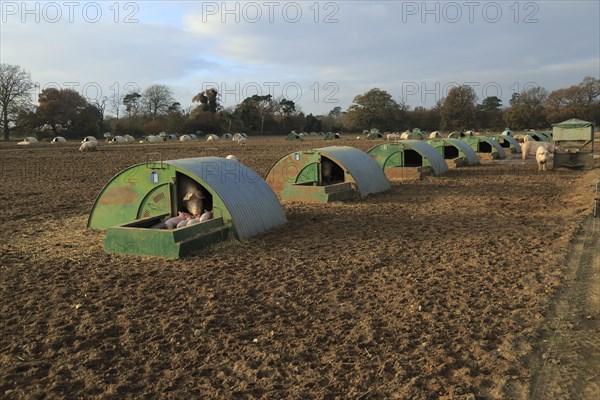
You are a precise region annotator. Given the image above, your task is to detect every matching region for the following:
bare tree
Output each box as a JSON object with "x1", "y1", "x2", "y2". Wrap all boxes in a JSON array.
[
  {"x1": 143, "y1": 84, "x2": 174, "y2": 119},
  {"x1": 110, "y1": 91, "x2": 123, "y2": 119},
  {"x1": 0, "y1": 64, "x2": 34, "y2": 140}
]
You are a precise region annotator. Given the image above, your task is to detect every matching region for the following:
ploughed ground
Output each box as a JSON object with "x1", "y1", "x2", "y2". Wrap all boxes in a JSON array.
[{"x1": 1, "y1": 136, "x2": 598, "y2": 399}]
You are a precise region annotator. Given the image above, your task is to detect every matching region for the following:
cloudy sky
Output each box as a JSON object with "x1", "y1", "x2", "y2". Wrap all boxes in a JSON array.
[{"x1": 1, "y1": 1, "x2": 599, "y2": 116}]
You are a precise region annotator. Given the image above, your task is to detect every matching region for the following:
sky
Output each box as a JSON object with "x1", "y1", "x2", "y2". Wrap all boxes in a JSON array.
[{"x1": 1, "y1": 0, "x2": 599, "y2": 116}]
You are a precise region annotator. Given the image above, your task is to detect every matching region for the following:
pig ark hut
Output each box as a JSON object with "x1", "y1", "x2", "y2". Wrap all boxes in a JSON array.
[
  {"x1": 462, "y1": 136, "x2": 507, "y2": 160},
  {"x1": 87, "y1": 157, "x2": 287, "y2": 258},
  {"x1": 367, "y1": 140, "x2": 449, "y2": 180},
  {"x1": 266, "y1": 146, "x2": 390, "y2": 203},
  {"x1": 489, "y1": 135, "x2": 522, "y2": 154},
  {"x1": 425, "y1": 138, "x2": 481, "y2": 167}
]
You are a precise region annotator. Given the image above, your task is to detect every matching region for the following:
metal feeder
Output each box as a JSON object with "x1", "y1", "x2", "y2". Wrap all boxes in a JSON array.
[{"x1": 552, "y1": 118, "x2": 595, "y2": 170}]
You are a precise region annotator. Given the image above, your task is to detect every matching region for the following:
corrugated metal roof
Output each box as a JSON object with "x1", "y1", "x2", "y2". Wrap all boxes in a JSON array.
[
  {"x1": 477, "y1": 136, "x2": 507, "y2": 158},
  {"x1": 495, "y1": 135, "x2": 522, "y2": 153},
  {"x1": 317, "y1": 146, "x2": 390, "y2": 197},
  {"x1": 166, "y1": 157, "x2": 287, "y2": 240},
  {"x1": 443, "y1": 139, "x2": 480, "y2": 165},
  {"x1": 401, "y1": 140, "x2": 450, "y2": 175}
]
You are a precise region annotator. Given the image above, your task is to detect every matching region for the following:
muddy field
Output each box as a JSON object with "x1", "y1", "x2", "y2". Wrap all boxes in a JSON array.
[{"x1": 0, "y1": 136, "x2": 598, "y2": 399}]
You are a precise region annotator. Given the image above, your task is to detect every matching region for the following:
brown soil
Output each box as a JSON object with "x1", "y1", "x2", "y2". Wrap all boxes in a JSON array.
[{"x1": 0, "y1": 136, "x2": 598, "y2": 399}]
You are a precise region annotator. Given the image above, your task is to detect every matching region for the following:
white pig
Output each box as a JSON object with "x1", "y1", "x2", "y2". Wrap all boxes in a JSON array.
[
  {"x1": 187, "y1": 210, "x2": 214, "y2": 226},
  {"x1": 536, "y1": 147, "x2": 551, "y2": 171},
  {"x1": 79, "y1": 141, "x2": 100, "y2": 151},
  {"x1": 522, "y1": 141, "x2": 556, "y2": 160},
  {"x1": 164, "y1": 212, "x2": 191, "y2": 229}
]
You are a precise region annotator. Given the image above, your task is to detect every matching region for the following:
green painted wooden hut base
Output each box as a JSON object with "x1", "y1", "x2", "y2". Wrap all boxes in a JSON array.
[
  {"x1": 281, "y1": 182, "x2": 355, "y2": 203},
  {"x1": 104, "y1": 215, "x2": 230, "y2": 258},
  {"x1": 384, "y1": 166, "x2": 431, "y2": 180}
]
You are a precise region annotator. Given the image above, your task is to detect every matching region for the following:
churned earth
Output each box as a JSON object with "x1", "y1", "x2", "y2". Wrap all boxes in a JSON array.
[{"x1": 0, "y1": 136, "x2": 598, "y2": 399}]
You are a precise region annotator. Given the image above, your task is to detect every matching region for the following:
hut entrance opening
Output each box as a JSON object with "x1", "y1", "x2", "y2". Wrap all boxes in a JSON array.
[
  {"x1": 478, "y1": 141, "x2": 492, "y2": 152},
  {"x1": 498, "y1": 139, "x2": 511, "y2": 148},
  {"x1": 320, "y1": 156, "x2": 344, "y2": 185},
  {"x1": 443, "y1": 145, "x2": 459, "y2": 159},
  {"x1": 176, "y1": 172, "x2": 213, "y2": 215},
  {"x1": 404, "y1": 149, "x2": 423, "y2": 167}
]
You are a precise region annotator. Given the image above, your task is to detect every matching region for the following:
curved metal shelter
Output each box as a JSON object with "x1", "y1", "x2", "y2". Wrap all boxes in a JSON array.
[
  {"x1": 462, "y1": 136, "x2": 506, "y2": 159},
  {"x1": 51, "y1": 136, "x2": 67, "y2": 143},
  {"x1": 368, "y1": 140, "x2": 449, "y2": 176},
  {"x1": 426, "y1": 138, "x2": 480, "y2": 165},
  {"x1": 448, "y1": 131, "x2": 465, "y2": 139},
  {"x1": 490, "y1": 135, "x2": 522, "y2": 154},
  {"x1": 528, "y1": 132, "x2": 550, "y2": 142},
  {"x1": 266, "y1": 146, "x2": 390, "y2": 203},
  {"x1": 285, "y1": 133, "x2": 303, "y2": 141},
  {"x1": 400, "y1": 131, "x2": 424, "y2": 140},
  {"x1": 88, "y1": 157, "x2": 287, "y2": 243}
]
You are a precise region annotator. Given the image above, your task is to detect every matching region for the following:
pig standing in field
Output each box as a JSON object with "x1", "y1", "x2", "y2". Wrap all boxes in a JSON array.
[
  {"x1": 536, "y1": 147, "x2": 551, "y2": 171},
  {"x1": 521, "y1": 141, "x2": 557, "y2": 160},
  {"x1": 79, "y1": 141, "x2": 100, "y2": 151}
]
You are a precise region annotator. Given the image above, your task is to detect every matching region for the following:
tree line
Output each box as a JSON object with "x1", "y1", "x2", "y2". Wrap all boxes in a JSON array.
[{"x1": 1, "y1": 63, "x2": 598, "y2": 141}]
